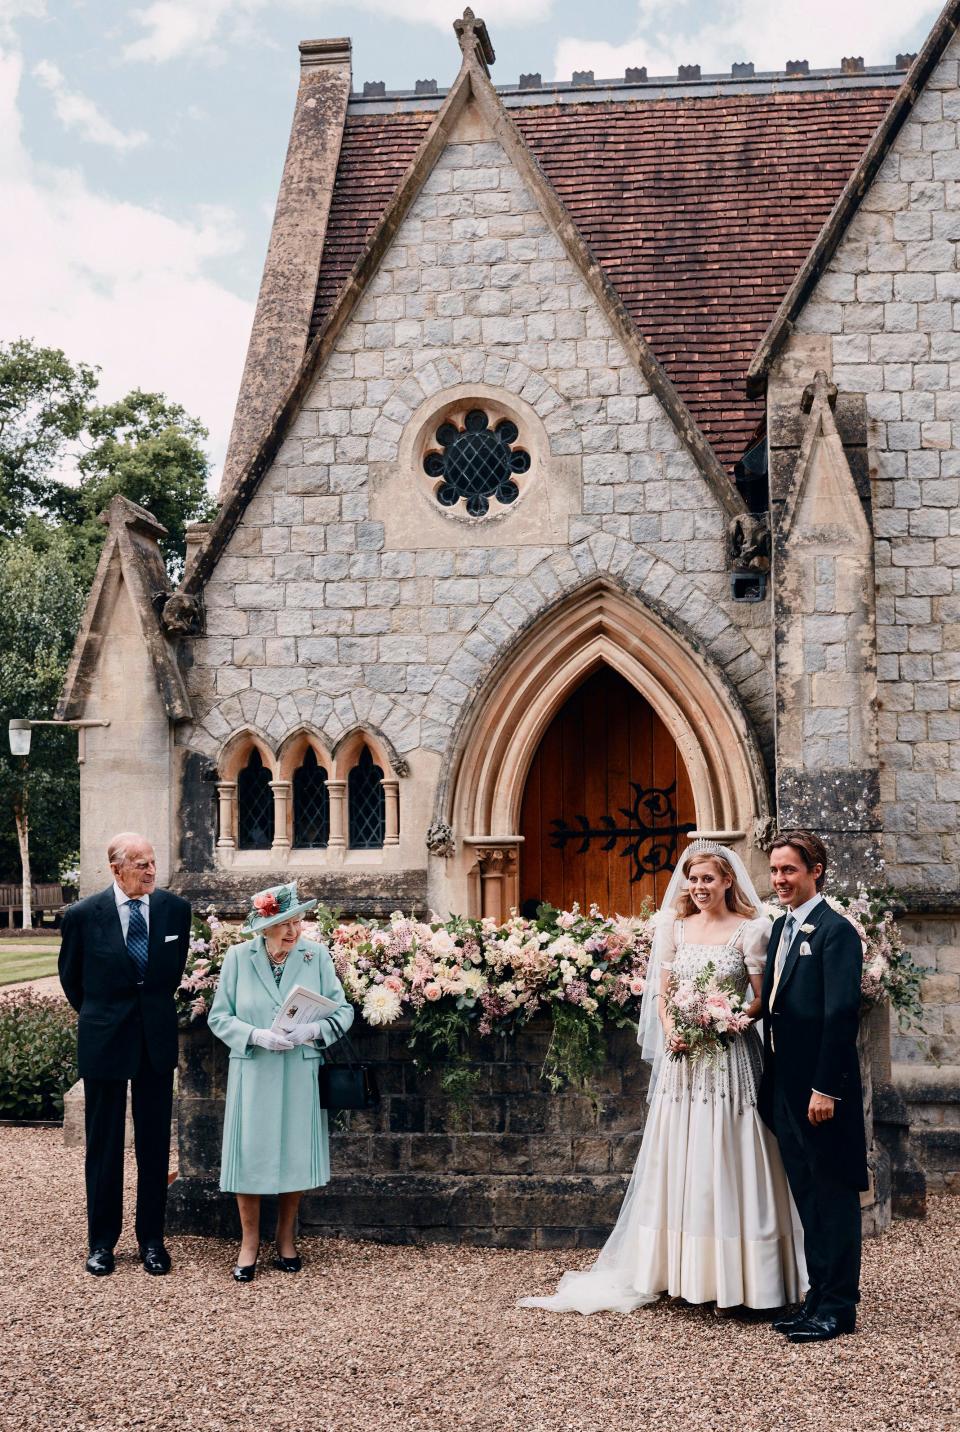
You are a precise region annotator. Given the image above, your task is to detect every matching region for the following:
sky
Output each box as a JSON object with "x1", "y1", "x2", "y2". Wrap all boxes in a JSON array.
[{"x1": 0, "y1": 0, "x2": 941, "y2": 482}]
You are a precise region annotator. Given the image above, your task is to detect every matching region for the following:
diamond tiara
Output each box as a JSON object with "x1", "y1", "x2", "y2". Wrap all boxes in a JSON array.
[{"x1": 684, "y1": 839, "x2": 727, "y2": 861}]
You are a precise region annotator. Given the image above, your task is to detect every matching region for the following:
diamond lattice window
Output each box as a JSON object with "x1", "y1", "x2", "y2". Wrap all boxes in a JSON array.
[
  {"x1": 293, "y1": 748, "x2": 330, "y2": 848},
  {"x1": 348, "y1": 746, "x2": 385, "y2": 849},
  {"x1": 237, "y1": 748, "x2": 274, "y2": 850},
  {"x1": 423, "y1": 409, "x2": 531, "y2": 517}
]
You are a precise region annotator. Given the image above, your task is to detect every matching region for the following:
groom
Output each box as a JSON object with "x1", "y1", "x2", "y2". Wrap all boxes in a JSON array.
[{"x1": 758, "y1": 830, "x2": 867, "y2": 1343}]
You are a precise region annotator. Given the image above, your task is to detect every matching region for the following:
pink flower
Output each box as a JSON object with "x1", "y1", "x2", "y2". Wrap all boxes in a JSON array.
[
  {"x1": 424, "y1": 982, "x2": 442, "y2": 1001},
  {"x1": 590, "y1": 968, "x2": 603, "y2": 982},
  {"x1": 384, "y1": 976, "x2": 404, "y2": 994},
  {"x1": 253, "y1": 892, "x2": 280, "y2": 917},
  {"x1": 557, "y1": 911, "x2": 578, "y2": 930},
  {"x1": 629, "y1": 977, "x2": 645, "y2": 997}
]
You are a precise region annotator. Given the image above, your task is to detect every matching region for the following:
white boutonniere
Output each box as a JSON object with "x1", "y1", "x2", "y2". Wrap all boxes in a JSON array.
[
  {"x1": 799, "y1": 940, "x2": 813, "y2": 957},
  {"x1": 800, "y1": 923, "x2": 815, "y2": 934}
]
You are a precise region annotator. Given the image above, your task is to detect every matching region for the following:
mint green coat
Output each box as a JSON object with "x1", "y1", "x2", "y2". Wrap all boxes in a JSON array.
[{"x1": 208, "y1": 935, "x2": 354, "y2": 1194}]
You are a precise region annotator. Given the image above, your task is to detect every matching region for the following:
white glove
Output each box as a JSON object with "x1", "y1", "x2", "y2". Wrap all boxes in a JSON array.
[
  {"x1": 284, "y1": 1023, "x2": 323, "y2": 1047},
  {"x1": 249, "y1": 1028, "x2": 295, "y2": 1052}
]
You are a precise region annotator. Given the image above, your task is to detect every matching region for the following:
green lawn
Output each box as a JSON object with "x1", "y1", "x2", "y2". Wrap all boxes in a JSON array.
[{"x1": 0, "y1": 938, "x2": 61, "y2": 986}]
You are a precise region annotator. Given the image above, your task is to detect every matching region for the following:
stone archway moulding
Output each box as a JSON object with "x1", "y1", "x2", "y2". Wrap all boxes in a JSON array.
[{"x1": 443, "y1": 582, "x2": 770, "y2": 917}]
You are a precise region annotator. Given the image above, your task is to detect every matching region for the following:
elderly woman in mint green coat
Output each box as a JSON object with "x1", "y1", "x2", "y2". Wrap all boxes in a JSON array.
[{"x1": 208, "y1": 882, "x2": 353, "y2": 1282}]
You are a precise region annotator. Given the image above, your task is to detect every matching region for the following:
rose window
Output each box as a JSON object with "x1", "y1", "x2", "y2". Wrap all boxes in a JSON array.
[{"x1": 422, "y1": 409, "x2": 531, "y2": 517}]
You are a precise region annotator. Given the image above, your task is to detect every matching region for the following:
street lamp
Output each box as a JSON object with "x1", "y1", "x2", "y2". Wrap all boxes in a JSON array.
[{"x1": 6, "y1": 717, "x2": 110, "y2": 928}]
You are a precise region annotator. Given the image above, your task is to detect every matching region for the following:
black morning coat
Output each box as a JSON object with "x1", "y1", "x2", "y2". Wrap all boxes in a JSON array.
[
  {"x1": 757, "y1": 898, "x2": 869, "y2": 1192},
  {"x1": 58, "y1": 886, "x2": 192, "y2": 1080}
]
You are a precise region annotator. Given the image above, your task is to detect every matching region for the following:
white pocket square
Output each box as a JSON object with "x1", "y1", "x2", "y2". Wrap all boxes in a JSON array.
[
  {"x1": 799, "y1": 940, "x2": 812, "y2": 956},
  {"x1": 165, "y1": 934, "x2": 179, "y2": 942}
]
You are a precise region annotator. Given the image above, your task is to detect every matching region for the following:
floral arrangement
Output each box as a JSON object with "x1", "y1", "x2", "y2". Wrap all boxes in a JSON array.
[
  {"x1": 176, "y1": 885, "x2": 925, "y2": 1091},
  {"x1": 178, "y1": 902, "x2": 653, "y2": 1094},
  {"x1": 666, "y1": 962, "x2": 753, "y2": 1063}
]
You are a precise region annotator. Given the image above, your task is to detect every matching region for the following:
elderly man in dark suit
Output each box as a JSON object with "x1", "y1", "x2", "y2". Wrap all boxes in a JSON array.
[
  {"x1": 59, "y1": 833, "x2": 192, "y2": 1276},
  {"x1": 758, "y1": 829, "x2": 867, "y2": 1344}
]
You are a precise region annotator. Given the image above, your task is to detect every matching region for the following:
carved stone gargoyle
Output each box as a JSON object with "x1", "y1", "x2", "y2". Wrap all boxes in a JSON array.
[
  {"x1": 160, "y1": 592, "x2": 204, "y2": 637},
  {"x1": 728, "y1": 512, "x2": 771, "y2": 573}
]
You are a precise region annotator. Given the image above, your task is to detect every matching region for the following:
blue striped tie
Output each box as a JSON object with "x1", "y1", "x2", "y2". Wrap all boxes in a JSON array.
[{"x1": 127, "y1": 899, "x2": 149, "y2": 982}]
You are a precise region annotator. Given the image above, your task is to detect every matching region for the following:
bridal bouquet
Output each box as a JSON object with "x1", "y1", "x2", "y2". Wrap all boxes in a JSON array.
[{"x1": 665, "y1": 960, "x2": 753, "y2": 1063}]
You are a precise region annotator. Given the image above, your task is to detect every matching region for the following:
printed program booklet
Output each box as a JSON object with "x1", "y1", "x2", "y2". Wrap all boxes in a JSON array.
[{"x1": 270, "y1": 984, "x2": 341, "y2": 1036}]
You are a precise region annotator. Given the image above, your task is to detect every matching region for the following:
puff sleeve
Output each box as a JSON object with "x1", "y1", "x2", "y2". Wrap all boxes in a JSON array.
[
  {"x1": 658, "y1": 912, "x2": 679, "y2": 972},
  {"x1": 741, "y1": 915, "x2": 773, "y2": 976}
]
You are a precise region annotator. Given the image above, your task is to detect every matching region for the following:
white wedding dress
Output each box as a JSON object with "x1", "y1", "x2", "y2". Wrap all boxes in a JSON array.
[{"x1": 520, "y1": 915, "x2": 806, "y2": 1314}]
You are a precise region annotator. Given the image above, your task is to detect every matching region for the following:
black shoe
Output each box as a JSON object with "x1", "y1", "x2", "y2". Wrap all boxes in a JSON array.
[
  {"x1": 85, "y1": 1247, "x2": 115, "y2": 1277},
  {"x1": 787, "y1": 1310, "x2": 856, "y2": 1343},
  {"x1": 233, "y1": 1244, "x2": 259, "y2": 1282},
  {"x1": 272, "y1": 1252, "x2": 302, "y2": 1274},
  {"x1": 772, "y1": 1293, "x2": 820, "y2": 1334},
  {"x1": 139, "y1": 1243, "x2": 172, "y2": 1276}
]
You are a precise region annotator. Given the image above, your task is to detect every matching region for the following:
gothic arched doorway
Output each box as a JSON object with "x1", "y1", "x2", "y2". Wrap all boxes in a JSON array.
[{"x1": 519, "y1": 666, "x2": 696, "y2": 915}]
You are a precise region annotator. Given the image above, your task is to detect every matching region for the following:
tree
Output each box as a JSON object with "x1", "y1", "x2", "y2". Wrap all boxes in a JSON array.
[
  {"x1": 0, "y1": 538, "x2": 84, "y2": 922},
  {"x1": 0, "y1": 340, "x2": 97, "y2": 538},
  {"x1": 0, "y1": 340, "x2": 216, "y2": 582}
]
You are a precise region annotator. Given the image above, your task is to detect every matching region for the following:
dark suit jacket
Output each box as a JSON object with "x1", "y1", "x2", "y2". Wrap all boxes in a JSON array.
[
  {"x1": 59, "y1": 886, "x2": 192, "y2": 1080},
  {"x1": 757, "y1": 898, "x2": 867, "y2": 1190}
]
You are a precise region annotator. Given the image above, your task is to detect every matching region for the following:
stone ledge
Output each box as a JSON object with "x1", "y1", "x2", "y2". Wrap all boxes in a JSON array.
[{"x1": 894, "y1": 1061, "x2": 960, "y2": 1104}]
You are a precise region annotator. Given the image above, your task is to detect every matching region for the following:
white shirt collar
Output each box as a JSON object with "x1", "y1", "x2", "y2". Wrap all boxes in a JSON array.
[
  {"x1": 113, "y1": 881, "x2": 150, "y2": 909},
  {"x1": 783, "y1": 892, "x2": 822, "y2": 929}
]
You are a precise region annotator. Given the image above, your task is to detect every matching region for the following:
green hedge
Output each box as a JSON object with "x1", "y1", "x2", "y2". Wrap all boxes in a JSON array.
[{"x1": 0, "y1": 991, "x2": 78, "y2": 1120}]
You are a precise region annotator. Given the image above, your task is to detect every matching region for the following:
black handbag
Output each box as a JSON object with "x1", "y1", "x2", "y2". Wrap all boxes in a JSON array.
[{"x1": 318, "y1": 1016, "x2": 380, "y2": 1112}]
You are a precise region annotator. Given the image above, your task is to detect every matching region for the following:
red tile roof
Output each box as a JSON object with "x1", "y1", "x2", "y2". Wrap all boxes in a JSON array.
[{"x1": 311, "y1": 86, "x2": 896, "y2": 471}]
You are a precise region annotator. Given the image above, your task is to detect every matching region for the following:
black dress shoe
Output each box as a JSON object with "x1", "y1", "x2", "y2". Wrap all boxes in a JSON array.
[
  {"x1": 139, "y1": 1243, "x2": 172, "y2": 1276},
  {"x1": 85, "y1": 1248, "x2": 115, "y2": 1277},
  {"x1": 232, "y1": 1262, "x2": 257, "y2": 1283},
  {"x1": 772, "y1": 1293, "x2": 820, "y2": 1334},
  {"x1": 788, "y1": 1311, "x2": 856, "y2": 1343},
  {"x1": 272, "y1": 1252, "x2": 302, "y2": 1273}
]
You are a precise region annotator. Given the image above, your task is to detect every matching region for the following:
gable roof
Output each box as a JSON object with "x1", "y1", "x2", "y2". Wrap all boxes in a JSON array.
[
  {"x1": 748, "y1": 0, "x2": 960, "y2": 395},
  {"x1": 58, "y1": 495, "x2": 192, "y2": 723},
  {"x1": 311, "y1": 82, "x2": 897, "y2": 472},
  {"x1": 184, "y1": 10, "x2": 761, "y2": 594}
]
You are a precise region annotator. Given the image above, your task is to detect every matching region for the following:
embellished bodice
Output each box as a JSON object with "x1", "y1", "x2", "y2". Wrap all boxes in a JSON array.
[
  {"x1": 657, "y1": 913, "x2": 772, "y2": 1110},
  {"x1": 669, "y1": 922, "x2": 752, "y2": 993}
]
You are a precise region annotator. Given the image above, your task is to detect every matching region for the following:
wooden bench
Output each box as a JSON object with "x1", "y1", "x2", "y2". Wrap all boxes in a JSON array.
[{"x1": 0, "y1": 883, "x2": 72, "y2": 929}]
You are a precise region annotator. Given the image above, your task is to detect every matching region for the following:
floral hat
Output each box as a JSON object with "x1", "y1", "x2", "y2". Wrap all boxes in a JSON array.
[{"x1": 243, "y1": 881, "x2": 317, "y2": 934}]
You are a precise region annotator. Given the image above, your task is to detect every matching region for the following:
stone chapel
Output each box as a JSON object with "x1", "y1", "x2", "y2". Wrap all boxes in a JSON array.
[{"x1": 59, "y1": 4, "x2": 960, "y2": 1176}]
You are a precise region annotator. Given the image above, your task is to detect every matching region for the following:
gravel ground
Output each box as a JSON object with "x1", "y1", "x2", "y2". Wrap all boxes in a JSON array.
[
  {"x1": 2, "y1": 975, "x2": 63, "y2": 997},
  {"x1": 0, "y1": 1128, "x2": 957, "y2": 1432}
]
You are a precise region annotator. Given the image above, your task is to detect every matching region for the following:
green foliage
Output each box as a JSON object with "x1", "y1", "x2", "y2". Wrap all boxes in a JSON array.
[
  {"x1": 0, "y1": 990, "x2": 78, "y2": 1119},
  {"x1": 0, "y1": 537, "x2": 84, "y2": 881},
  {"x1": 53, "y1": 389, "x2": 217, "y2": 584},
  {"x1": 0, "y1": 339, "x2": 97, "y2": 537},
  {"x1": 541, "y1": 1002, "x2": 608, "y2": 1094},
  {"x1": 0, "y1": 340, "x2": 215, "y2": 583},
  {"x1": 408, "y1": 1002, "x2": 481, "y2": 1119}
]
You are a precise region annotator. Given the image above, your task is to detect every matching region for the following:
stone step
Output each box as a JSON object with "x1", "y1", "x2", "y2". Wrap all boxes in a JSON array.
[{"x1": 893, "y1": 1061, "x2": 960, "y2": 1193}]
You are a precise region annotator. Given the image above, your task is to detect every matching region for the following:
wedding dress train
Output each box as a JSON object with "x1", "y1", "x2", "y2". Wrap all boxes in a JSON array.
[{"x1": 520, "y1": 917, "x2": 806, "y2": 1314}]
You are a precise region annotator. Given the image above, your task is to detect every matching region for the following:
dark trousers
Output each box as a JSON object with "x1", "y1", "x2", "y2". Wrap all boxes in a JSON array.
[
  {"x1": 773, "y1": 1080, "x2": 861, "y2": 1319},
  {"x1": 83, "y1": 1049, "x2": 174, "y2": 1251}
]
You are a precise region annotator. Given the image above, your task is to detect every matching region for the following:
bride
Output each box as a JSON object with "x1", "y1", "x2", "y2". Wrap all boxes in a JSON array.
[{"x1": 520, "y1": 842, "x2": 805, "y2": 1314}]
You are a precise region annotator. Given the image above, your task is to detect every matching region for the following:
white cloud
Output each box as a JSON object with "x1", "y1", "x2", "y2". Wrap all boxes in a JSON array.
[
  {"x1": 554, "y1": 0, "x2": 940, "y2": 81},
  {"x1": 33, "y1": 58, "x2": 148, "y2": 152},
  {"x1": 0, "y1": 0, "x2": 43, "y2": 43},
  {"x1": 0, "y1": 49, "x2": 253, "y2": 479},
  {"x1": 123, "y1": 0, "x2": 553, "y2": 63}
]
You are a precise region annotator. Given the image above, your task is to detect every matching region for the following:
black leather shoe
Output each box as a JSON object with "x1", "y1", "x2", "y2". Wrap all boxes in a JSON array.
[
  {"x1": 787, "y1": 1311, "x2": 856, "y2": 1343},
  {"x1": 139, "y1": 1243, "x2": 172, "y2": 1276},
  {"x1": 272, "y1": 1252, "x2": 302, "y2": 1273},
  {"x1": 772, "y1": 1293, "x2": 820, "y2": 1334},
  {"x1": 85, "y1": 1248, "x2": 115, "y2": 1277},
  {"x1": 232, "y1": 1262, "x2": 257, "y2": 1283}
]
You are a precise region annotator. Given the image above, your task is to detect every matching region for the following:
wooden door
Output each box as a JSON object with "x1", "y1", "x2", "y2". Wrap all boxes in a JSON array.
[{"x1": 519, "y1": 666, "x2": 696, "y2": 917}]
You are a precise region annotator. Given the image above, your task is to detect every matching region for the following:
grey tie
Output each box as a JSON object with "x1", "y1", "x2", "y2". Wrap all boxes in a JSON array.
[{"x1": 770, "y1": 913, "x2": 795, "y2": 1012}]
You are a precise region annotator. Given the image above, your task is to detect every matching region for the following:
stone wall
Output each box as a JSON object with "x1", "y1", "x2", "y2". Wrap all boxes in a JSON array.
[
  {"x1": 780, "y1": 32, "x2": 960, "y2": 898},
  {"x1": 168, "y1": 1014, "x2": 895, "y2": 1246}
]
